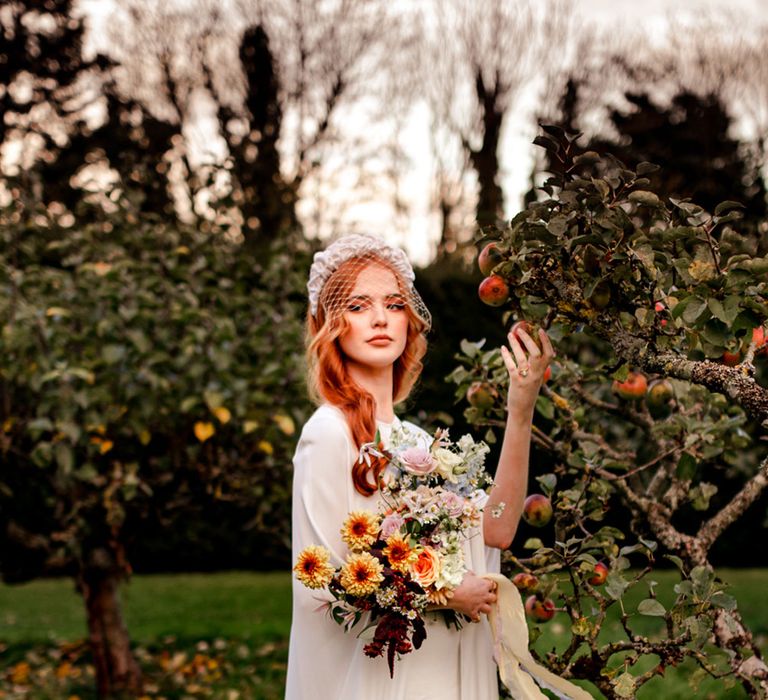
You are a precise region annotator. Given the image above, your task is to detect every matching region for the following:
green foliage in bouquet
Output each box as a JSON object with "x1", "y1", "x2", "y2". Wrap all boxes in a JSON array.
[{"x1": 450, "y1": 126, "x2": 768, "y2": 699}]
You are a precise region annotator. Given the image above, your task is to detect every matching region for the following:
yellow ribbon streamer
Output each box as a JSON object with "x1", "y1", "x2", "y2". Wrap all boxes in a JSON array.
[{"x1": 483, "y1": 573, "x2": 595, "y2": 699}]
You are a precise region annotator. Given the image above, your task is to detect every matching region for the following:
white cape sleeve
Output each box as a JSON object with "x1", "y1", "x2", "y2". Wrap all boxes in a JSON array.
[{"x1": 285, "y1": 408, "x2": 361, "y2": 700}]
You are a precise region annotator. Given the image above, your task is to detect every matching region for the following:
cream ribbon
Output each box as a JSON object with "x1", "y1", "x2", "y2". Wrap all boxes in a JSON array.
[{"x1": 483, "y1": 573, "x2": 594, "y2": 700}]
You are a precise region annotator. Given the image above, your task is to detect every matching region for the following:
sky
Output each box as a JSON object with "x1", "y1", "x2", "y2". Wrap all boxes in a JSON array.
[{"x1": 75, "y1": 0, "x2": 768, "y2": 266}]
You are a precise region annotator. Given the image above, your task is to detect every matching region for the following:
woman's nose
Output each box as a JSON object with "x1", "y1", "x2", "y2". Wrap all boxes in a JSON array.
[{"x1": 371, "y1": 302, "x2": 387, "y2": 325}]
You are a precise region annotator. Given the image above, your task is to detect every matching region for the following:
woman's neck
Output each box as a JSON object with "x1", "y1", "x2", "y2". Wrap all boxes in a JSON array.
[{"x1": 347, "y1": 362, "x2": 395, "y2": 423}]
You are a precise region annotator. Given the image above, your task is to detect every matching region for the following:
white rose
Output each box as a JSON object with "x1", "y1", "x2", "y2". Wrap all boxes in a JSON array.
[{"x1": 433, "y1": 448, "x2": 463, "y2": 483}]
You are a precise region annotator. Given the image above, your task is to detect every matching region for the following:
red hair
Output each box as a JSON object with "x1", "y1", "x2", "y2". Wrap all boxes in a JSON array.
[{"x1": 305, "y1": 255, "x2": 428, "y2": 496}]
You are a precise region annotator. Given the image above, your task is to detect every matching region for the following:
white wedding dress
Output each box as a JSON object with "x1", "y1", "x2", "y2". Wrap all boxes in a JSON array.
[{"x1": 285, "y1": 403, "x2": 500, "y2": 700}]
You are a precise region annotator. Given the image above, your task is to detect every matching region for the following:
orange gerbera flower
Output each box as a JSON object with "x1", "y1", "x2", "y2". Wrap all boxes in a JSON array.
[
  {"x1": 383, "y1": 535, "x2": 416, "y2": 573},
  {"x1": 294, "y1": 545, "x2": 335, "y2": 589},
  {"x1": 340, "y1": 510, "x2": 380, "y2": 551},
  {"x1": 340, "y1": 552, "x2": 384, "y2": 597}
]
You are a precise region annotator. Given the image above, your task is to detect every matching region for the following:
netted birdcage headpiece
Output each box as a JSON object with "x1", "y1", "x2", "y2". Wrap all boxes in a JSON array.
[{"x1": 307, "y1": 233, "x2": 432, "y2": 332}]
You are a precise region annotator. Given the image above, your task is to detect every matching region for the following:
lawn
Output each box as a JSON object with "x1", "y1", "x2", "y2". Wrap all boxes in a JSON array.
[{"x1": 1, "y1": 569, "x2": 766, "y2": 699}]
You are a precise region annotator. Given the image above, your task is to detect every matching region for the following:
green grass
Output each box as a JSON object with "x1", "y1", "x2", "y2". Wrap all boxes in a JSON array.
[{"x1": 1, "y1": 569, "x2": 767, "y2": 699}]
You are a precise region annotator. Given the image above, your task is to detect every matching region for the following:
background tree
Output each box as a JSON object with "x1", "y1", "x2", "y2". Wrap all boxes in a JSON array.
[
  {"x1": 455, "y1": 128, "x2": 768, "y2": 697},
  {"x1": 0, "y1": 191, "x2": 311, "y2": 696},
  {"x1": 422, "y1": 0, "x2": 575, "y2": 240}
]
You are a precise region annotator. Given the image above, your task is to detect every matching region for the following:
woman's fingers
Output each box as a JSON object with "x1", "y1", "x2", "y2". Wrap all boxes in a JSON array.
[
  {"x1": 514, "y1": 327, "x2": 542, "y2": 358},
  {"x1": 538, "y1": 327, "x2": 556, "y2": 360},
  {"x1": 507, "y1": 329, "x2": 528, "y2": 367}
]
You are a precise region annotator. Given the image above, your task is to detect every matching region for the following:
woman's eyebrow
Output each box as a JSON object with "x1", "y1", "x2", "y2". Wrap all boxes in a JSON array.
[{"x1": 347, "y1": 292, "x2": 404, "y2": 300}]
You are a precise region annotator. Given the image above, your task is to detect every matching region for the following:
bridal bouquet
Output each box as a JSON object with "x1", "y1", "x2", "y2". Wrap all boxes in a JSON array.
[{"x1": 293, "y1": 425, "x2": 492, "y2": 676}]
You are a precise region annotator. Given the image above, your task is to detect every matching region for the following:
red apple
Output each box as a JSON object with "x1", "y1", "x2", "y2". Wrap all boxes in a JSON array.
[
  {"x1": 752, "y1": 327, "x2": 767, "y2": 351},
  {"x1": 612, "y1": 371, "x2": 648, "y2": 400},
  {"x1": 467, "y1": 381, "x2": 497, "y2": 409},
  {"x1": 478, "y1": 242, "x2": 504, "y2": 276},
  {"x1": 722, "y1": 349, "x2": 741, "y2": 366},
  {"x1": 512, "y1": 572, "x2": 539, "y2": 592},
  {"x1": 510, "y1": 320, "x2": 544, "y2": 351},
  {"x1": 587, "y1": 562, "x2": 609, "y2": 586},
  {"x1": 525, "y1": 595, "x2": 555, "y2": 622},
  {"x1": 543, "y1": 365, "x2": 552, "y2": 383},
  {"x1": 478, "y1": 275, "x2": 509, "y2": 307},
  {"x1": 522, "y1": 494, "x2": 553, "y2": 528}
]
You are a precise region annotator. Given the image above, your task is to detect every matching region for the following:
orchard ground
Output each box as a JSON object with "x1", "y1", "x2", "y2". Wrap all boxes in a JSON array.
[{"x1": 1, "y1": 570, "x2": 767, "y2": 699}]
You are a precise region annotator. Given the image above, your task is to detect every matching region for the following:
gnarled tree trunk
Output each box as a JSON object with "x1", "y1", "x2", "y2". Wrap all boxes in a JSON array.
[{"x1": 76, "y1": 548, "x2": 142, "y2": 698}]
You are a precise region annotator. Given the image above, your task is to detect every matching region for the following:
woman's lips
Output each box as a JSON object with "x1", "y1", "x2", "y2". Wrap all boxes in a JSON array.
[{"x1": 367, "y1": 336, "x2": 393, "y2": 345}]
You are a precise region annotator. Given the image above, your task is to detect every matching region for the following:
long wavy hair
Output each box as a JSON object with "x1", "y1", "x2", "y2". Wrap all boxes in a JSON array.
[{"x1": 305, "y1": 254, "x2": 429, "y2": 496}]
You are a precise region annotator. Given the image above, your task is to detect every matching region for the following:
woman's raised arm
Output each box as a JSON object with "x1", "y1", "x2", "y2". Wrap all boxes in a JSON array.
[{"x1": 484, "y1": 326, "x2": 555, "y2": 550}]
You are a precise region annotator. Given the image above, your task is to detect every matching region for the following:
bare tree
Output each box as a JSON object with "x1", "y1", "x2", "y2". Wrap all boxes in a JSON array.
[{"x1": 419, "y1": 0, "x2": 576, "y2": 261}]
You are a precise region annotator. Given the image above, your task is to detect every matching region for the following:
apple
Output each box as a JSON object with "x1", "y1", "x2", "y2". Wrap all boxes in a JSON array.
[
  {"x1": 478, "y1": 242, "x2": 504, "y2": 276},
  {"x1": 647, "y1": 379, "x2": 674, "y2": 418},
  {"x1": 478, "y1": 275, "x2": 509, "y2": 307},
  {"x1": 525, "y1": 595, "x2": 555, "y2": 622},
  {"x1": 543, "y1": 365, "x2": 552, "y2": 383},
  {"x1": 654, "y1": 301, "x2": 668, "y2": 328},
  {"x1": 752, "y1": 327, "x2": 767, "y2": 352},
  {"x1": 612, "y1": 371, "x2": 647, "y2": 400},
  {"x1": 522, "y1": 494, "x2": 553, "y2": 528},
  {"x1": 722, "y1": 349, "x2": 741, "y2": 366},
  {"x1": 512, "y1": 572, "x2": 539, "y2": 592},
  {"x1": 510, "y1": 320, "x2": 543, "y2": 351},
  {"x1": 467, "y1": 381, "x2": 497, "y2": 409},
  {"x1": 587, "y1": 562, "x2": 608, "y2": 586}
]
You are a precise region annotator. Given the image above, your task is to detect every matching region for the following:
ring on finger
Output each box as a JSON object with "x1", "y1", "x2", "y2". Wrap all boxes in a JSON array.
[{"x1": 519, "y1": 365, "x2": 530, "y2": 377}]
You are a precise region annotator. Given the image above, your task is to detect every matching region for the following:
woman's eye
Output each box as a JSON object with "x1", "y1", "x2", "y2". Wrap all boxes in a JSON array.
[
  {"x1": 388, "y1": 303, "x2": 406, "y2": 311},
  {"x1": 347, "y1": 304, "x2": 364, "y2": 312}
]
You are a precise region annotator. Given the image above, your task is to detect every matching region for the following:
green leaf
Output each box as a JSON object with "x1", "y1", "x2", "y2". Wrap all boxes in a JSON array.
[
  {"x1": 459, "y1": 339, "x2": 484, "y2": 359},
  {"x1": 714, "y1": 200, "x2": 744, "y2": 216},
  {"x1": 573, "y1": 151, "x2": 600, "y2": 166},
  {"x1": 637, "y1": 598, "x2": 666, "y2": 616},
  {"x1": 628, "y1": 190, "x2": 661, "y2": 207},
  {"x1": 689, "y1": 482, "x2": 718, "y2": 511},
  {"x1": 675, "y1": 453, "x2": 697, "y2": 480},
  {"x1": 612, "y1": 672, "x2": 636, "y2": 698},
  {"x1": 636, "y1": 161, "x2": 660, "y2": 175},
  {"x1": 535, "y1": 395, "x2": 554, "y2": 419},
  {"x1": 682, "y1": 297, "x2": 708, "y2": 324},
  {"x1": 54, "y1": 443, "x2": 74, "y2": 474},
  {"x1": 611, "y1": 364, "x2": 630, "y2": 382},
  {"x1": 28, "y1": 417, "x2": 54, "y2": 433},
  {"x1": 605, "y1": 572, "x2": 630, "y2": 600},
  {"x1": 523, "y1": 538, "x2": 544, "y2": 550},
  {"x1": 102, "y1": 344, "x2": 126, "y2": 364},
  {"x1": 707, "y1": 298, "x2": 728, "y2": 324},
  {"x1": 710, "y1": 592, "x2": 737, "y2": 611},
  {"x1": 536, "y1": 473, "x2": 557, "y2": 496}
]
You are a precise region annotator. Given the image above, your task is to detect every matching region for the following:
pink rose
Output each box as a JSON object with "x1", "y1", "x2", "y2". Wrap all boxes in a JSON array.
[
  {"x1": 380, "y1": 512, "x2": 405, "y2": 538},
  {"x1": 399, "y1": 447, "x2": 436, "y2": 476},
  {"x1": 439, "y1": 491, "x2": 465, "y2": 518}
]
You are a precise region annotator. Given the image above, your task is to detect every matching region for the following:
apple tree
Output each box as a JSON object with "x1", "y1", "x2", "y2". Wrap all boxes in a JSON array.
[
  {"x1": 0, "y1": 193, "x2": 310, "y2": 696},
  {"x1": 451, "y1": 127, "x2": 768, "y2": 698}
]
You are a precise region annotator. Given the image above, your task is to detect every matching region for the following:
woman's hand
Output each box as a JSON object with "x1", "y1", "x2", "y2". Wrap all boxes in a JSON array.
[
  {"x1": 500, "y1": 322, "x2": 555, "y2": 417},
  {"x1": 445, "y1": 571, "x2": 498, "y2": 622}
]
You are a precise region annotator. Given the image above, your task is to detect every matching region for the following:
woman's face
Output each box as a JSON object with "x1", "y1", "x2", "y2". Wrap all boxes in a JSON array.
[{"x1": 338, "y1": 264, "x2": 409, "y2": 371}]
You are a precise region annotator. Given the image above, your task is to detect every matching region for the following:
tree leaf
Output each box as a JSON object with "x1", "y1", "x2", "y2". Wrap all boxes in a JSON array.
[
  {"x1": 682, "y1": 297, "x2": 708, "y2": 324},
  {"x1": 628, "y1": 190, "x2": 661, "y2": 207},
  {"x1": 714, "y1": 200, "x2": 744, "y2": 216},
  {"x1": 637, "y1": 598, "x2": 666, "y2": 616},
  {"x1": 612, "y1": 672, "x2": 636, "y2": 698}
]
